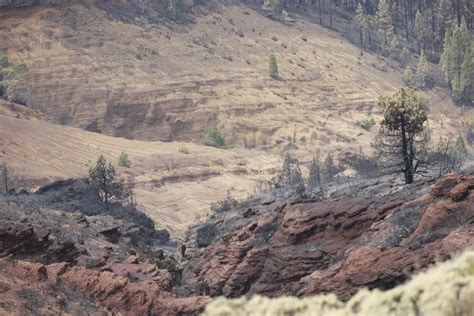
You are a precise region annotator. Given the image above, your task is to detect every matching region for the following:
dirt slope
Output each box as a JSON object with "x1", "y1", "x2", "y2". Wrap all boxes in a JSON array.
[
  {"x1": 1, "y1": 2, "x2": 471, "y2": 159},
  {"x1": 0, "y1": 114, "x2": 280, "y2": 235}
]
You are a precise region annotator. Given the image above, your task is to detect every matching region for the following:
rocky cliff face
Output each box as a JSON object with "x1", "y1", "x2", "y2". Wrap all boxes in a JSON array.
[
  {"x1": 0, "y1": 179, "x2": 209, "y2": 315},
  {"x1": 203, "y1": 250, "x2": 474, "y2": 316},
  {"x1": 183, "y1": 173, "x2": 474, "y2": 300},
  {"x1": 1, "y1": 172, "x2": 473, "y2": 315}
]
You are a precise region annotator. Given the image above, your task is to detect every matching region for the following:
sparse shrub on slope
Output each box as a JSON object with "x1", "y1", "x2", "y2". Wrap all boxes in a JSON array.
[
  {"x1": 269, "y1": 53, "x2": 279, "y2": 79},
  {"x1": 203, "y1": 127, "x2": 227, "y2": 149},
  {"x1": 358, "y1": 117, "x2": 376, "y2": 130},
  {"x1": 0, "y1": 52, "x2": 28, "y2": 103},
  {"x1": 118, "y1": 151, "x2": 132, "y2": 168},
  {"x1": 203, "y1": 251, "x2": 474, "y2": 316},
  {"x1": 65, "y1": 8, "x2": 77, "y2": 30},
  {"x1": 430, "y1": 134, "x2": 467, "y2": 177},
  {"x1": 179, "y1": 146, "x2": 190, "y2": 154}
]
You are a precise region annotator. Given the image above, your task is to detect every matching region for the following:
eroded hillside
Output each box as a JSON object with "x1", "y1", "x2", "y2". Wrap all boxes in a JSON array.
[{"x1": 1, "y1": 1, "x2": 471, "y2": 159}]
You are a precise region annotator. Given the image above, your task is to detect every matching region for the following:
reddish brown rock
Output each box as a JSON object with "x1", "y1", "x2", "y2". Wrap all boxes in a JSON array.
[
  {"x1": 188, "y1": 175, "x2": 474, "y2": 300},
  {"x1": 449, "y1": 176, "x2": 474, "y2": 201}
]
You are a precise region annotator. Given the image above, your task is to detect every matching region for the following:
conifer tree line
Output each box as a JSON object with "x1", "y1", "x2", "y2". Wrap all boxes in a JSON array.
[
  {"x1": 260, "y1": 0, "x2": 473, "y2": 104},
  {"x1": 261, "y1": 0, "x2": 472, "y2": 56}
]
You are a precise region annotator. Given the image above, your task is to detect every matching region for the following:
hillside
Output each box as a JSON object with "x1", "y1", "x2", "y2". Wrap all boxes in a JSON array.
[
  {"x1": 1, "y1": 1, "x2": 472, "y2": 162},
  {"x1": 0, "y1": 114, "x2": 281, "y2": 235},
  {"x1": 0, "y1": 1, "x2": 474, "y2": 314}
]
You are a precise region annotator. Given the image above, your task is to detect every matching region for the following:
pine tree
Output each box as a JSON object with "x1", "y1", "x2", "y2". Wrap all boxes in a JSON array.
[
  {"x1": 440, "y1": 31, "x2": 452, "y2": 84},
  {"x1": 356, "y1": 2, "x2": 369, "y2": 47},
  {"x1": 440, "y1": 19, "x2": 472, "y2": 98},
  {"x1": 376, "y1": 0, "x2": 394, "y2": 50},
  {"x1": 269, "y1": 53, "x2": 279, "y2": 79},
  {"x1": 415, "y1": 10, "x2": 432, "y2": 52},
  {"x1": 263, "y1": 0, "x2": 282, "y2": 17},
  {"x1": 415, "y1": 50, "x2": 430, "y2": 88},
  {"x1": 460, "y1": 43, "x2": 474, "y2": 103},
  {"x1": 389, "y1": 36, "x2": 400, "y2": 59},
  {"x1": 89, "y1": 155, "x2": 128, "y2": 207},
  {"x1": 403, "y1": 65, "x2": 414, "y2": 87},
  {"x1": 437, "y1": 0, "x2": 455, "y2": 39},
  {"x1": 376, "y1": 88, "x2": 428, "y2": 184}
]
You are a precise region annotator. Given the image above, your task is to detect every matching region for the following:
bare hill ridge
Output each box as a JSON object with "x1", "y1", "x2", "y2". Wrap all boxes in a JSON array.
[{"x1": 1, "y1": 1, "x2": 470, "y2": 158}]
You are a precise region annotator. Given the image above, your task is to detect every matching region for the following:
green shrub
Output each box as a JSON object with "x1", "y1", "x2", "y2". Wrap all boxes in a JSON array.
[
  {"x1": 359, "y1": 117, "x2": 376, "y2": 130},
  {"x1": 0, "y1": 52, "x2": 28, "y2": 102},
  {"x1": 203, "y1": 127, "x2": 227, "y2": 149},
  {"x1": 118, "y1": 151, "x2": 132, "y2": 168},
  {"x1": 0, "y1": 52, "x2": 8, "y2": 67},
  {"x1": 269, "y1": 53, "x2": 279, "y2": 79},
  {"x1": 66, "y1": 9, "x2": 77, "y2": 30},
  {"x1": 179, "y1": 146, "x2": 190, "y2": 154}
]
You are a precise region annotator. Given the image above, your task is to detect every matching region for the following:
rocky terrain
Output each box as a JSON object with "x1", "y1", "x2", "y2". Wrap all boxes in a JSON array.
[
  {"x1": 182, "y1": 172, "x2": 474, "y2": 300},
  {"x1": 0, "y1": 0, "x2": 473, "y2": 314},
  {"x1": 0, "y1": 169, "x2": 472, "y2": 315},
  {"x1": 0, "y1": 180, "x2": 210, "y2": 315},
  {"x1": 203, "y1": 250, "x2": 474, "y2": 316}
]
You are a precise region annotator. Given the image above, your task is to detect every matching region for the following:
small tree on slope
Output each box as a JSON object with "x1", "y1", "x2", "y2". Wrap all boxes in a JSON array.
[
  {"x1": 89, "y1": 155, "x2": 128, "y2": 208},
  {"x1": 376, "y1": 88, "x2": 428, "y2": 184}
]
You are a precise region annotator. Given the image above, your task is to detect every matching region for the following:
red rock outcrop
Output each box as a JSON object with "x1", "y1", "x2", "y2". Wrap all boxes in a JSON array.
[
  {"x1": 0, "y1": 258, "x2": 210, "y2": 315},
  {"x1": 186, "y1": 174, "x2": 474, "y2": 300}
]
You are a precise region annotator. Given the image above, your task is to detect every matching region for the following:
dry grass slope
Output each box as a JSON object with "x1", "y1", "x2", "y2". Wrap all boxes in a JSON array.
[
  {"x1": 0, "y1": 114, "x2": 280, "y2": 235},
  {"x1": 1, "y1": 2, "x2": 471, "y2": 161}
]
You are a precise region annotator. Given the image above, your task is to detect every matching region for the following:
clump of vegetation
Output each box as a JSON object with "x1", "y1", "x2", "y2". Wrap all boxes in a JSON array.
[
  {"x1": 376, "y1": 88, "x2": 428, "y2": 184},
  {"x1": 403, "y1": 66, "x2": 414, "y2": 87},
  {"x1": 211, "y1": 192, "x2": 239, "y2": 213},
  {"x1": 168, "y1": 0, "x2": 185, "y2": 17},
  {"x1": 89, "y1": 155, "x2": 128, "y2": 208},
  {"x1": 65, "y1": 9, "x2": 77, "y2": 30},
  {"x1": 440, "y1": 20, "x2": 473, "y2": 104},
  {"x1": 203, "y1": 127, "x2": 227, "y2": 149},
  {"x1": 359, "y1": 117, "x2": 376, "y2": 130},
  {"x1": 0, "y1": 52, "x2": 28, "y2": 103},
  {"x1": 430, "y1": 134, "x2": 467, "y2": 177},
  {"x1": 274, "y1": 152, "x2": 305, "y2": 196},
  {"x1": 118, "y1": 151, "x2": 132, "y2": 168},
  {"x1": 415, "y1": 50, "x2": 430, "y2": 88},
  {"x1": 179, "y1": 146, "x2": 190, "y2": 154},
  {"x1": 269, "y1": 53, "x2": 279, "y2": 79}
]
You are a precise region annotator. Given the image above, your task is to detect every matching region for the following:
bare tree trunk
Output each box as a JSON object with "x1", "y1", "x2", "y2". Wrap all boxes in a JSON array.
[
  {"x1": 329, "y1": 4, "x2": 333, "y2": 29},
  {"x1": 318, "y1": 0, "x2": 323, "y2": 25},
  {"x1": 2, "y1": 162, "x2": 9, "y2": 194},
  {"x1": 400, "y1": 120, "x2": 414, "y2": 184}
]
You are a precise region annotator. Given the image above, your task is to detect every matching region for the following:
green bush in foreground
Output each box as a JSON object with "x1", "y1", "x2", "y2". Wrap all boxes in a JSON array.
[{"x1": 203, "y1": 251, "x2": 474, "y2": 316}]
